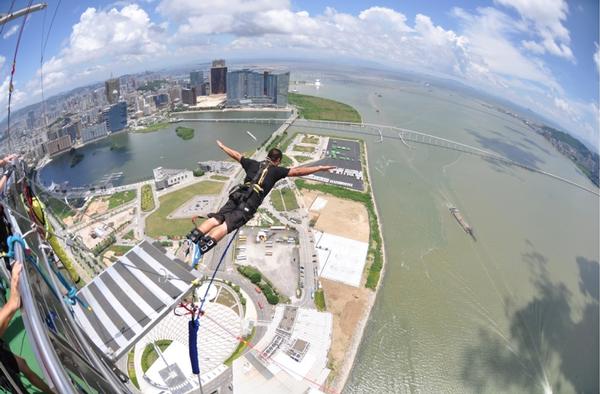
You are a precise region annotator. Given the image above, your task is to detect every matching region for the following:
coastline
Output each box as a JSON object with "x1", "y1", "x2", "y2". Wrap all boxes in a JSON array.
[
  {"x1": 330, "y1": 139, "x2": 387, "y2": 392},
  {"x1": 174, "y1": 107, "x2": 290, "y2": 114}
]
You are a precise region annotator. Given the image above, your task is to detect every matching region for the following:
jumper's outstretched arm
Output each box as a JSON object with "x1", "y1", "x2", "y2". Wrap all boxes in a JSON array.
[
  {"x1": 288, "y1": 165, "x2": 336, "y2": 177},
  {"x1": 216, "y1": 140, "x2": 242, "y2": 162}
]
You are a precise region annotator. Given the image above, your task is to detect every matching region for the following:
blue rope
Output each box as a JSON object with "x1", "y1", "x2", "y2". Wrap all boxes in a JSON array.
[
  {"x1": 6, "y1": 234, "x2": 89, "y2": 310},
  {"x1": 197, "y1": 228, "x2": 239, "y2": 317},
  {"x1": 188, "y1": 228, "x2": 240, "y2": 381}
]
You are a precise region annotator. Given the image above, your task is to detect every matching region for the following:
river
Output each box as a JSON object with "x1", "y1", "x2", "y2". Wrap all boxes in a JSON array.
[
  {"x1": 290, "y1": 68, "x2": 598, "y2": 394},
  {"x1": 41, "y1": 67, "x2": 598, "y2": 393},
  {"x1": 39, "y1": 110, "x2": 289, "y2": 187}
]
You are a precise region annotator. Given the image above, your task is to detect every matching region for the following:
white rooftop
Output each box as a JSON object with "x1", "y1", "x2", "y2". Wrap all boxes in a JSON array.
[{"x1": 315, "y1": 231, "x2": 369, "y2": 287}]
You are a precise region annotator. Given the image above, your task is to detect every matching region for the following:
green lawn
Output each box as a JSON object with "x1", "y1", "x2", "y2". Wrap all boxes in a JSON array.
[
  {"x1": 145, "y1": 181, "x2": 223, "y2": 238},
  {"x1": 301, "y1": 135, "x2": 319, "y2": 144},
  {"x1": 224, "y1": 328, "x2": 255, "y2": 366},
  {"x1": 293, "y1": 145, "x2": 315, "y2": 153},
  {"x1": 135, "y1": 121, "x2": 169, "y2": 133},
  {"x1": 44, "y1": 197, "x2": 73, "y2": 220},
  {"x1": 141, "y1": 184, "x2": 155, "y2": 212},
  {"x1": 107, "y1": 190, "x2": 136, "y2": 210},
  {"x1": 281, "y1": 154, "x2": 293, "y2": 167},
  {"x1": 127, "y1": 351, "x2": 139, "y2": 389},
  {"x1": 123, "y1": 229, "x2": 135, "y2": 240},
  {"x1": 289, "y1": 93, "x2": 362, "y2": 123},
  {"x1": 281, "y1": 188, "x2": 298, "y2": 210},
  {"x1": 107, "y1": 244, "x2": 133, "y2": 256},
  {"x1": 271, "y1": 190, "x2": 285, "y2": 212},
  {"x1": 314, "y1": 289, "x2": 326, "y2": 311},
  {"x1": 270, "y1": 188, "x2": 298, "y2": 211},
  {"x1": 211, "y1": 175, "x2": 229, "y2": 181},
  {"x1": 293, "y1": 155, "x2": 312, "y2": 163},
  {"x1": 141, "y1": 340, "x2": 172, "y2": 373}
]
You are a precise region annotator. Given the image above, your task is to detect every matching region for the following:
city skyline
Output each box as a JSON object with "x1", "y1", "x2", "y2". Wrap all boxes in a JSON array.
[{"x1": 0, "y1": 0, "x2": 598, "y2": 148}]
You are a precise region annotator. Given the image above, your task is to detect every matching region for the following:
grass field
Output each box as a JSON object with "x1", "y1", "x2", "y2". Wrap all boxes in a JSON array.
[
  {"x1": 107, "y1": 190, "x2": 136, "y2": 210},
  {"x1": 301, "y1": 135, "x2": 319, "y2": 144},
  {"x1": 289, "y1": 93, "x2": 362, "y2": 123},
  {"x1": 314, "y1": 288, "x2": 326, "y2": 311},
  {"x1": 44, "y1": 197, "x2": 73, "y2": 220},
  {"x1": 281, "y1": 188, "x2": 298, "y2": 210},
  {"x1": 293, "y1": 145, "x2": 315, "y2": 153},
  {"x1": 271, "y1": 188, "x2": 298, "y2": 211},
  {"x1": 224, "y1": 327, "x2": 255, "y2": 366},
  {"x1": 141, "y1": 185, "x2": 155, "y2": 212},
  {"x1": 141, "y1": 340, "x2": 172, "y2": 373},
  {"x1": 145, "y1": 181, "x2": 223, "y2": 238},
  {"x1": 135, "y1": 121, "x2": 169, "y2": 133},
  {"x1": 211, "y1": 175, "x2": 229, "y2": 181},
  {"x1": 293, "y1": 155, "x2": 312, "y2": 163},
  {"x1": 271, "y1": 190, "x2": 285, "y2": 212},
  {"x1": 107, "y1": 244, "x2": 133, "y2": 256},
  {"x1": 127, "y1": 351, "x2": 139, "y2": 389}
]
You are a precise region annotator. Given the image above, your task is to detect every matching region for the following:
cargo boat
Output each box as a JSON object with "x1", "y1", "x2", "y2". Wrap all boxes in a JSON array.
[{"x1": 449, "y1": 207, "x2": 476, "y2": 240}]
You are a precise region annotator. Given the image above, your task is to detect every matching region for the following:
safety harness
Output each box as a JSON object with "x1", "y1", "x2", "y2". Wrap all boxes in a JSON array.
[{"x1": 229, "y1": 159, "x2": 273, "y2": 210}]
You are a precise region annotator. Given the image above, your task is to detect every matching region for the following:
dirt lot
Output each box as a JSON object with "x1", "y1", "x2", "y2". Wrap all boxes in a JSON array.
[
  {"x1": 299, "y1": 190, "x2": 369, "y2": 242},
  {"x1": 321, "y1": 278, "x2": 371, "y2": 376},
  {"x1": 83, "y1": 198, "x2": 109, "y2": 219}
]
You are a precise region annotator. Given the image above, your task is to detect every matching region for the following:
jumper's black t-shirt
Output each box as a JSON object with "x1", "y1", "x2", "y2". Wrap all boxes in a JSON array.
[{"x1": 240, "y1": 157, "x2": 289, "y2": 206}]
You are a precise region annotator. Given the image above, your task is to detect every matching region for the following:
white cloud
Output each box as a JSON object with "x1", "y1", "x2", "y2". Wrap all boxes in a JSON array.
[
  {"x1": 38, "y1": 5, "x2": 166, "y2": 93},
  {"x1": 594, "y1": 42, "x2": 600, "y2": 74},
  {"x1": 7, "y1": 1, "x2": 596, "y2": 148},
  {"x1": 495, "y1": 0, "x2": 574, "y2": 61},
  {"x1": 2, "y1": 25, "x2": 19, "y2": 40}
]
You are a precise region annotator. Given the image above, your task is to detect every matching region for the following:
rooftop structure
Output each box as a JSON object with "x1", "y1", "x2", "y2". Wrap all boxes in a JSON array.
[
  {"x1": 153, "y1": 167, "x2": 193, "y2": 190},
  {"x1": 211, "y1": 59, "x2": 227, "y2": 94},
  {"x1": 314, "y1": 231, "x2": 369, "y2": 287},
  {"x1": 72, "y1": 241, "x2": 197, "y2": 360},
  {"x1": 105, "y1": 78, "x2": 120, "y2": 104}
]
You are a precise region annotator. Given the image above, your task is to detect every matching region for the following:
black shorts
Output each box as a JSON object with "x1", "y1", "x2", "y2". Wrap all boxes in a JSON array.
[{"x1": 208, "y1": 198, "x2": 255, "y2": 232}]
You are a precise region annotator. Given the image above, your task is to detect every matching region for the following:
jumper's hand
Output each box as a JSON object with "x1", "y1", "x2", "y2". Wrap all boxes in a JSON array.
[
  {"x1": 216, "y1": 140, "x2": 225, "y2": 150},
  {"x1": 10, "y1": 262, "x2": 22, "y2": 302},
  {"x1": 319, "y1": 165, "x2": 336, "y2": 172}
]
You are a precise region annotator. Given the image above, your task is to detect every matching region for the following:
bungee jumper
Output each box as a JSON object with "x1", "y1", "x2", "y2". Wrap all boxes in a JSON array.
[{"x1": 186, "y1": 140, "x2": 334, "y2": 258}]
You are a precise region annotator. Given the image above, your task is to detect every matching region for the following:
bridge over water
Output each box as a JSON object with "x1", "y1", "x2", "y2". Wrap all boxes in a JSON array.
[{"x1": 172, "y1": 116, "x2": 599, "y2": 196}]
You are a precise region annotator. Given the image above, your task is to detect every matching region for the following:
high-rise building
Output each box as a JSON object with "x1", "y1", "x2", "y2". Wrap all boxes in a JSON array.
[
  {"x1": 103, "y1": 102, "x2": 127, "y2": 133},
  {"x1": 190, "y1": 71, "x2": 203, "y2": 89},
  {"x1": 26, "y1": 110, "x2": 35, "y2": 129},
  {"x1": 210, "y1": 60, "x2": 227, "y2": 94},
  {"x1": 105, "y1": 78, "x2": 120, "y2": 104},
  {"x1": 60, "y1": 121, "x2": 81, "y2": 143},
  {"x1": 226, "y1": 69, "x2": 289, "y2": 106},
  {"x1": 181, "y1": 87, "x2": 197, "y2": 106},
  {"x1": 43, "y1": 135, "x2": 72, "y2": 156},
  {"x1": 152, "y1": 93, "x2": 169, "y2": 108},
  {"x1": 169, "y1": 86, "x2": 182, "y2": 103},
  {"x1": 274, "y1": 71, "x2": 290, "y2": 106},
  {"x1": 80, "y1": 123, "x2": 108, "y2": 143}
]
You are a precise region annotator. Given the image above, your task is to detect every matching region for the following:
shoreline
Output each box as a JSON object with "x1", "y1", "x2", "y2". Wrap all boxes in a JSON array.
[
  {"x1": 329, "y1": 139, "x2": 387, "y2": 392},
  {"x1": 174, "y1": 107, "x2": 290, "y2": 114}
]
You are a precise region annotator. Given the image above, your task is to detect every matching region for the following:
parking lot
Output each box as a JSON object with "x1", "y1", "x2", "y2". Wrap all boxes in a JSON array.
[
  {"x1": 235, "y1": 228, "x2": 300, "y2": 298},
  {"x1": 303, "y1": 138, "x2": 364, "y2": 191}
]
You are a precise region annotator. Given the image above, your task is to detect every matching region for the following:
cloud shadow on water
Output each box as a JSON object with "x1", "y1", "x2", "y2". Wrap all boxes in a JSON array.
[
  {"x1": 461, "y1": 250, "x2": 599, "y2": 393},
  {"x1": 464, "y1": 128, "x2": 545, "y2": 171}
]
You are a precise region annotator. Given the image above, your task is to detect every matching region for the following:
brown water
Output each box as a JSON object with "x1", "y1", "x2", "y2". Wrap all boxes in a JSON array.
[{"x1": 291, "y1": 70, "x2": 598, "y2": 394}]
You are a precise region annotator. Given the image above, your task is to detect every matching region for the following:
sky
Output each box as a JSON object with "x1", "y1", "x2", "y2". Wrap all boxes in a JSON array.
[{"x1": 0, "y1": 0, "x2": 598, "y2": 148}]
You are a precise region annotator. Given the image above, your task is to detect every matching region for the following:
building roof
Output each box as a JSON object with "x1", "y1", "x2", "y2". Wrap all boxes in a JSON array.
[{"x1": 72, "y1": 241, "x2": 197, "y2": 360}]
